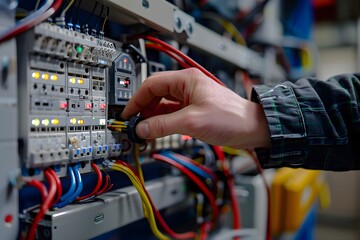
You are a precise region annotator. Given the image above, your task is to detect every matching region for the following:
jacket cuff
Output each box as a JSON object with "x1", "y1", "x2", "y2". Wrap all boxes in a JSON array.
[{"x1": 251, "y1": 83, "x2": 308, "y2": 168}]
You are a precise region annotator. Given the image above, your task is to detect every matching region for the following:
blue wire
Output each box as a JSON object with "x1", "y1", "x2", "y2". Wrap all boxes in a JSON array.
[
  {"x1": 58, "y1": 166, "x2": 76, "y2": 202},
  {"x1": 160, "y1": 151, "x2": 215, "y2": 182},
  {"x1": 54, "y1": 165, "x2": 83, "y2": 208}
]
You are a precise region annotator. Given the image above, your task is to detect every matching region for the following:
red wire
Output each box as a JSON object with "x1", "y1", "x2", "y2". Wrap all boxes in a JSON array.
[
  {"x1": 96, "y1": 170, "x2": 113, "y2": 196},
  {"x1": 76, "y1": 163, "x2": 103, "y2": 201},
  {"x1": 25, "y1": 179, "x2": 48, "y2": 202},
  {"x1": 117, "y1": 160, "x2": 197, "y2": 240},
  {"x1": 27, "y1": 169, "x2": 57, "y2": 240},
  {"x1": 47, "y1": 168, "x2": 62, "y2": 204},
  {"x1": 144, "y1": 36, "x2": 225, "y2": 86},
  {"x1": 170, "y1": 152, "x2": 218, "y2": 183},
  {"x1": 246, "y1": 149, "x2": 272, "y2": 240},
  {"x1": 212, "y1": 146, "x2": 242, "y2": 236},
  {"x1": 0, "y1": 0, "x2": 63, "y2": 44},
  {"x1": 145, "y1": 44, "x2": 191, "y2": 69},
  {"x1": 152, "y1": 154, "x2": 219, "y2": 227}
]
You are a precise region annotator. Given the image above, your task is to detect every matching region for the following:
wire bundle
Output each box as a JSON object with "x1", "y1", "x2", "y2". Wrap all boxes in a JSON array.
[
  {"x1": 0, "y1": 0, "x2": 63, "y2": 44},
  {"x1": 25, "y1": 168, "x2": 61, "y2": 240}
]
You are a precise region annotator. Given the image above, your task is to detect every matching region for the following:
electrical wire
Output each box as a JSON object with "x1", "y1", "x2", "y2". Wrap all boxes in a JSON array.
[
  {"x1": 117, "y1": 160, "x2": 197, "y2": 240},
  {"x1": 246, "y1": 149, "x2": 272, "y2": 240},
  {"x1": 212, "y1": 146, "x2": 242, "y2": 237},
  {"x1": 84, "y1": 1, "x2": 98, "y2": 24},
  {"x1": 101, "y1": 6, "x2": 110, "y2": 32},
  {"x1": 27, "y1": 169, "x2": 57, "y2": 240},
  {"x1": 61, "y1": 0, "x2": 75, "y2": 17},
  {"x1": 94, "y1": 4, "x2": 104, "y2": 30},
  {"x1": 104, "y1": 160, "x2": 170, "y2": 240},
  {"x1": 47, "y1": 168, "x2": 62, "y2": 204},
  {"x1": 96, "y1": 170, "x2": 113, "y2": 195},
  {"x1": 53, "y1": 165, "x2": 83, "y2": 208},
  {"x1": 145, "y1": 43, "x2": 191, "y2": 69},
  {"x1": 76, "y1": 163, "x2": 103, "y2": 201},
  {"x1": 56, "y1": 165, "x2": 76, "y2": 204},
  {"x1": 153, "y1": 154, "x2": 219, "y2": 227},
  {"x1": 144, "y1": 36, "x2": 224, "y2": 86},
  {"x1": 0, "y1": 0, "x2": 63, "y2": 44},
  {"x1": 25, "y1": 179, "x2": 48, "y2": 202},
  {"x1": 160, "y1": 151, "x2": 216, "y2": 184}
]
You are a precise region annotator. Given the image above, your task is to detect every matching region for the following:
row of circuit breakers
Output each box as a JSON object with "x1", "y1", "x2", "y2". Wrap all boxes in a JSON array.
[{"x1": 17, "y1": 22, "x2": 139, "y2": 176}]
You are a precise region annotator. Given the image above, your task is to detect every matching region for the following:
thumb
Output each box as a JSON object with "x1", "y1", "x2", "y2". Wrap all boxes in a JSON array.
[{"x1": 136, "y1": 110, "x2": 188, "y2": 139}]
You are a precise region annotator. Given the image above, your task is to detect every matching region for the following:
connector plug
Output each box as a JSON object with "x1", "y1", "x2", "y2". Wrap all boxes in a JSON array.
[{"x1": 127, "y1": 116, "x2": 146, "y2": 144}]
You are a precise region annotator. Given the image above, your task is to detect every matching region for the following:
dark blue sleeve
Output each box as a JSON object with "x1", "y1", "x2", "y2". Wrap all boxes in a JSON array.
[{"x1": 251, "y1": 73, "x2": 360, "y2": 171}]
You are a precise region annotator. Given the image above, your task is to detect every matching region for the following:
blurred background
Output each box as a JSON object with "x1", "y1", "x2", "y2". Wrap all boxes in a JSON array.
[{"x1": 313, "y1": 0, "x2": 359, "y2": 239}]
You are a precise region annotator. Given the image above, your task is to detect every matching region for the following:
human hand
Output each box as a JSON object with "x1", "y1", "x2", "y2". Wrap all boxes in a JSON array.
[{"x1": 122, "y1": 68, "x2": 270, "y2": 149}]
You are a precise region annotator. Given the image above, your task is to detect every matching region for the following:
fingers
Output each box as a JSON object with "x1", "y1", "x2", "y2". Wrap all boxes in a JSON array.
[
  {"x1": 135, "y1": 107, "x2": 190, "y2": 139},
  {"x1": 122, "y1": 68, "x2": 200, "y2": 119},
  {"x1": 140, "y1": 101, "x2": 183, "y2": 118}
]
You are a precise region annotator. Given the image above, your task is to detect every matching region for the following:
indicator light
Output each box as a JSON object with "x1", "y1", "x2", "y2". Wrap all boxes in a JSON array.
[
  {"x1": 42, "y1": 119, "x2": 50, "y2": 126},
  {"x1": 76, "y1": 45, "x2": 83, "y2": 53},
  {"x1": 42, "y1": 73, "x2": 49, "y2": 80},
  {"x1": 78, "y1": 79, "x2": 84, "y2": 84},
  {"x1": 50, "y1": 74, "x2": 58, "y2": 81},
  {"x1": 32, "y1": 72, "x2": 40, "y2": 79},
  {"x1": 124, "y1": 58, "x2": 128, "y2": 63},
  {"x1": 4, "y1": 214, "x2": 13, "y2": 224},
  {"x1": 85, "y1": 103, "x2": 92, "y2": 110},
  {"x1": 51, "y1": 119, "x2": 60, "y2": 125},
  {"x1": 70, "y1": 118, "x2": 77, "y2": 124},
  {"x1": 59, "y1": 102, "x2": 67, "y2": 109},
  {"x1": 99, "y1": 103, "x2": 106, "y2": 110},
  {"x1": 31, "y1": 118, "x2": 40, "y2": 127},
  {"x1": 69, "y1": 77, "x2": 76, "y2": 84},
  {"x1": 78, "y1": 119, "x2": 84, "y2": 125}
]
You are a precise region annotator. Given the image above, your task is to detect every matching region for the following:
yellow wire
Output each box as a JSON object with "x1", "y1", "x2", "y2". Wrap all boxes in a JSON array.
[
  {"x1": 102, "y1": 13, "x2": 109, "y2": 32},
  {"x1": 110, "y1": 163, "x2": 170, "y2": 240},
  {"x1": 134, "y1": 144, "x2": 145, "y2": 183},
  {"x1": 61, "y1": 0, "x2": 75, "y2": 17}
]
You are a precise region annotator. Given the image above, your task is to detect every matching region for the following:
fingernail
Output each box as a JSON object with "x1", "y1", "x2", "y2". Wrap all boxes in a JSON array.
[{"x1": 136, "y1": 122, "x2": 150, "y2": 139}]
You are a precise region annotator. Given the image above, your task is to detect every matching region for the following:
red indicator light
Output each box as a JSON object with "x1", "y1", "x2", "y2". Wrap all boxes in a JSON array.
[
  {"x1": 60, "y1": 102, "x2": 67, "y2": 109},
  {"x1": 85, "y1": 103, "x2": 92, "y2": 110},
  {"x1": 99, "y1": 103, "x2": 106, "y2": 110},
  {"x1": 4, "y1": 214, "x2": 13, "y2": 224},
  {"x1": 123, "y1": 58, "x2": 128, "y2": 63},
  {"x1": 181, "y1": 135, "x2": 192, "y2": 141}
]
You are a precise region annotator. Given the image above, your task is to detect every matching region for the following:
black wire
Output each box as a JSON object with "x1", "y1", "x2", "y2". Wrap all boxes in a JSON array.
[
  {"x1": 238, "y1": 0, "x2": 270, "y2": 29},
  {"x1": 74, "y1": 0, "x2": 82, "y2": 24},
  {"x1": 94, "y1": 4, "x2": 104, "y2": 30},
  {"x1": 84, "y1": 1, "x2": 98, "y2": 25}
]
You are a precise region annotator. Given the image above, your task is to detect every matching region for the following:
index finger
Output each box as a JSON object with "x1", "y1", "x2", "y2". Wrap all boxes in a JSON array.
[{"x1": 121, "y1": 69, "x2": 196, "y2": 119}]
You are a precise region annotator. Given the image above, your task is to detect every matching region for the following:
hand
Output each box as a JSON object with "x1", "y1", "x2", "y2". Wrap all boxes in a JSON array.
[{"x1": 122, "y1": 68, "x2": 270, "y2": 149}]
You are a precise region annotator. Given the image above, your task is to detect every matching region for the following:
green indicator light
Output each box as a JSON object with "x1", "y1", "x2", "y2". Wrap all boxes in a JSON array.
[{"x1": 76, "y1": 45, "x2": 83, "y2": 53}]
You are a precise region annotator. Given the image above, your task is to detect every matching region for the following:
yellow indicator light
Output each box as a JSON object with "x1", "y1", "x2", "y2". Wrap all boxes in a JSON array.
[
  {"x1": 78, "y1": 119, "x2": 84, "y2": 125},
  {"x1": 69, "y1": 77, "x2": 76, "y2": 84},
  {"x1": 32, "y1": 72, "x2": 40, "y2": 79},
  {"x1": 51, "y1": 118, "x2": 60, "y2": 125},
  {"x1": 41, "y1": 119, "x2": 50, "y2": 126},
  {"x1": 50, "y1": 75, "x2": 58, "y2": 81},
  {"x1": 31, "y1": 118, "x2": 40, "y2": 127},
  {"x1": 42, "y1": 73, "x2": 49, "y2": 80},
  {"x1": 70, "y1": 118, "x2": 77, "y2": 124},
  {"x1": 77, "y1": 79, "x2": 84, "y2": 84}
]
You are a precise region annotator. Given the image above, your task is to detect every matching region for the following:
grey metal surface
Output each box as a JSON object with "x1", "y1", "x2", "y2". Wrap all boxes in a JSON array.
[
  {"x1": 91, "y1": 0, "x2": 285, "y2": 81},
  {"x1": 23, "y1": 175, "x2": 187, "y2": 240},
  {"x1": 0, "y1": 3, "x2": 19, "y2": 239}
]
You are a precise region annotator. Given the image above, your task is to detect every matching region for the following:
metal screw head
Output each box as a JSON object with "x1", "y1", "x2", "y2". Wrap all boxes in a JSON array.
[
  {"x1": 175, "y1": 17, "x2": 182, "y2": 29},
  {"x1": 142, "y1": 0, "x2": 149, "y2": 9}
]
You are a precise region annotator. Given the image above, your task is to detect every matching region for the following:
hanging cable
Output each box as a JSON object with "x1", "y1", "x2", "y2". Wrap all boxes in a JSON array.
[
  {"x1": 153, "y1": 154, "x2": 219, "y2": 227},
  {"x1": 104, "y1": 160, "x2": 170, "y2": 240},
  {"x1": 47, "y1": 168, "x2": 62, "y2": 204},
  {"x1": 55, "y1": 165, "x2": 76, "y2": 205},
  {"x1": 27, "y1": 169, "x2": 57, "y2": 240},
  {"x1": 24, "y1": 179, "x2": 48, "y2": 202},
  {"x1": 60, "y1": 0, "x2": 75, "y2": 18},
  {"x1": 144, "y1": 36, "x2": 224, "y2": 86},
  {"x1": 76, "y1": 163, "x2": 103, "y2": 201},
  {"x1": 95, "y1": 170, "x2": 113, "y2": 195},
  {"x1": 94, "y1": 4, "x2": 104, "y2": 30},
  {"x1": 53, "y1": 165, "x2": 83, "y2": 208},
  {"x1": 101, "y1": 6, "x2": 110, "y2": 32},
  {"x1": 0, "y1": 0, "x2": 63, "y2": 44},
  {"x1": 84, "y1": 1, "x2": 99, "y2": 24},
  {"x1": 246, "y1": 149, "x2": 272, "y2": 240},
  {"x1": 118, "y1": 160, "x2": 198, "y2": 239},
  {"x1": 212, "y1": 146, "x2": 242, "y2": 237}
]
